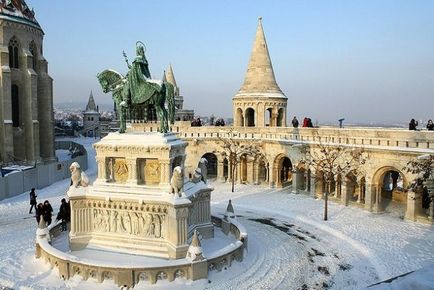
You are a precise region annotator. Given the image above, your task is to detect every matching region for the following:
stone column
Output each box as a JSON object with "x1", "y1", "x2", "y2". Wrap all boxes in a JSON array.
[
  {"x1": 237, "y1": 160, "x2": 242, "y2": 183},
  {"x1": 160, "y1": 159, "x2": 171, "y2": 185},
  {"x1": 291, "y1": 169, "x2": 298, "y2": 194},
  {"x1": 23, "y1": 67, "x2": 35, "y2": 162},
  {"x1": 217, "y1": 159, "x2": 225, "y2": 182},
  {"x1": 126, "y1": 158, "x2": 137, "y2": 184},
  {"x1": 365, "y1": 183, "x2": 373, "y2": 211},
  {"x1": 341, "y1": 181, "x2": 348, "y2": 206},
  {"x1": 247, "y1": 157, "x2": 254, "y2": 183},
  {"x1": 405, "y1": 185, "x2": 423, "y2": 221},
  {"x1": 269, "y1": 161, "x2": 276, "y2": 188},
  {"x1": 310, "y1": 174, "x2": 316, "y2": 197},
  {"x1": 95, "y1": 156, "x2": 106, "y2": 182}
]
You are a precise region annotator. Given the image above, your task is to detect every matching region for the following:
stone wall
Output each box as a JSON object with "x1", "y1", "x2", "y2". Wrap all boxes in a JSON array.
[{"x1": 0, "y1": 140, "x2": 87, "y2": 200}]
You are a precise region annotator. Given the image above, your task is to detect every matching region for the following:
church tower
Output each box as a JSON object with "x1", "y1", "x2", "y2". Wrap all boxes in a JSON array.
[
  {"x1": 0, "y1": 0, "x2": 55, "y2": 164},
  {"x1": 165, "y1": 64, "x2": 194, "y2": 121},
  {"x1": 83, "y1": 91, "x2": 100, "y2": 137},
  {"x1": 233, "y1": 18, "x2": 287, "y2": 127}
]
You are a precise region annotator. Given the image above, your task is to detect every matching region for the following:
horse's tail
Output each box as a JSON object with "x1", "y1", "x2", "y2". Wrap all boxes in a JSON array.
[{"x1": 165, "y1": 82, "x2": 175, "y2": 124}]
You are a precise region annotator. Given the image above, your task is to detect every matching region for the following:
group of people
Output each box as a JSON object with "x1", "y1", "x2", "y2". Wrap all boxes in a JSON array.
[
  {"x1": 291, "y1": 116, "x2": 314, "y2": 128},
  {"x1": 29, "y1": 188, "x2": 70, "y2": 231},
  {"x1": 409, "y1": 119, "x2": 434, "y2": 131},
  {"x1": 191, "y1": 117, "x2": 203, "y2": 127}
]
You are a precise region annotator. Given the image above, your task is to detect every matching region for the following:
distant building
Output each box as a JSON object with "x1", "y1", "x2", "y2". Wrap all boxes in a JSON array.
[
  {"x1": 165, "y1": 64, "x2": 194, "y2": 122},
  {"x1": 0, "y1": 0, "x2": 55, "y2": 165},
  {"x1": 82, "y1": 91, "x2": 100, "y2": 137}
]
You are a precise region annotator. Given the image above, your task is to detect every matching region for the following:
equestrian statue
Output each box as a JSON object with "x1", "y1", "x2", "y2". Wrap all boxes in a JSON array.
[{"x1": 97, "y1": 41, "x2": 175, "y2": 133}]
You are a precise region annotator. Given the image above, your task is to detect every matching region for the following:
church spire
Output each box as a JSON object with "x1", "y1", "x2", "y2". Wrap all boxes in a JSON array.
[
  {"x1": 85, "y1": 90, "x2": 97, "y2": 111},
  {"x1": 238, "y1": 17, "x2": 282, "y2": 95}
]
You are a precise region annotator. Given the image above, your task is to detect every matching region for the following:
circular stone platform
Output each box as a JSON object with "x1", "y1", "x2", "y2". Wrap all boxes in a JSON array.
[{"x1": 35, "y1": 214, "x2": 247, "y2": 288}]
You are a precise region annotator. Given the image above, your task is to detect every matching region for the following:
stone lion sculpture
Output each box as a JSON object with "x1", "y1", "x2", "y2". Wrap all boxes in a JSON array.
[
  {"x1": 170, "y1": 166, "x2": 183, "y2": 197},
  {"x1": 70, "y1": 162, "x2": 89, "y2": 187},
  {"x1": 191, "y1": 168, "x2": 203, "y2": 184},
  {"x1": 198, "y1": 158, "x2": 208, "y2": 183}
]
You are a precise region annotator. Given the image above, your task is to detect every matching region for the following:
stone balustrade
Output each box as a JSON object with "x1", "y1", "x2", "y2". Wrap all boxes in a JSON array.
[{"x1": 35, "y1": 215, "x2": 247, "y2": 288}]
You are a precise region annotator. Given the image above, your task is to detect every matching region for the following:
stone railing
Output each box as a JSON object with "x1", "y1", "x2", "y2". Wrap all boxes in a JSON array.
[
  {"x1": 130, "y1": 123, "x2": 434, "y2": 153},
  {"x1": 35, "y1": 215, "x2": 247, "y2": 288}
]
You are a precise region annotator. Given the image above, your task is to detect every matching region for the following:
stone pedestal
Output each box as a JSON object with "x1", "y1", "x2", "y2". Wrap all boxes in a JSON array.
[{"x1": 68, "y1": 132, "x2": 213, "y2": 259}]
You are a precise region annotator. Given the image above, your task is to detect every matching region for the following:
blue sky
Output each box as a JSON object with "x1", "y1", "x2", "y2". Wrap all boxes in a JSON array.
[{"x1": 32, "y1": 0, "x2": 434, "y2": 124}]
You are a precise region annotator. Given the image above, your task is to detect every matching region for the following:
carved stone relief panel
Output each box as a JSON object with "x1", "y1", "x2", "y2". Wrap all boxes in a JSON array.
[
  {"x1": 114, "y1": 158, "x2": 129, "y2": 183},
  {"x1": 92, "y1": 208, "x2": 165, "y2": 238},
  {"x1": 141, "y1": 159, "x2": 160, "y2": 185}
]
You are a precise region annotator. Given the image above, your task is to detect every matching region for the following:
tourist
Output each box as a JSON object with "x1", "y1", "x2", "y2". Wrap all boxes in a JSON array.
[
  {"x1": 302, "y1": 117, "x2": 308, "y2": 127},
  {"x1": 292, "y1": 116, "x2": 299, "y2": 128},
  {"x1": 409, "y1": 119, "x2": 418, "y2": 130},
  {"x1": 427, "y1": 119, "x2": 434, "y2": 131},
  {"x1": 29, "y1": 188, "x2": 37, "y2": 214},
  {"x1": 43, "y1": 200, "x2": 53, "y2": 226},
  {"x1": 56, "y1": 198, "x2": 70, "y2": 231},
  {"x1": 35, "y1": 203, "x2": 44, "y2": 224},
  {"x1": 307, "y1": 118, "x2": 313, "y2": 128}
]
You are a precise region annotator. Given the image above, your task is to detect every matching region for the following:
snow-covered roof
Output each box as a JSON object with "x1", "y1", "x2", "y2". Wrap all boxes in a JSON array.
[{"x1": 0, "y1": 0, "x2": 41, "y2": 30}]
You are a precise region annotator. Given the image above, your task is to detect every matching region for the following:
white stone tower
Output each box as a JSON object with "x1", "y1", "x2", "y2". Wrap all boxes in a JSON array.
[
  {"x1": 0, "y1": 0, "x2": 55, "y2": 164},
  {"x1": 233, "y1": 17, "x2": 287, "y2": 127},
  {"x1": 83, "y1": 91, "x2": 100, "y2": 137}
]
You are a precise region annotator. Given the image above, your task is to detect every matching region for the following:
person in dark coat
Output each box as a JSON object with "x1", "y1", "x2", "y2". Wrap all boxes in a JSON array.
[
  {"x1": 427, "y1": 119, "x2": 434, "y2": 131},
  {"x1": 43, "y1": 200, "x2": 53, "y2": 226},
  {"x1": 35, "y1": 203, "x2": 44, "y2": 224},
  {"x1": 409, "y1": 119, "x2": 418, "y2": 130},
  {"x1": 56, "y1": 198, "x2": 70, "y2": 231},
  {"x1": 29, "y1": 188, "x2": 37, "y2": 214},
  {"x1": 292, "y1": 116, "x2": 299, "y2": 128},
  {"x1": 307, "y1": 118, "x2": 313, "y2": 128},
  {"x1": 302, "y1": 117, "x2": 308, "y2": 127}
]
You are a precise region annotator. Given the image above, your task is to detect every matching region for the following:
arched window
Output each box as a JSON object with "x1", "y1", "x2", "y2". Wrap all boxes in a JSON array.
[
  {"x1": 8, "y1": 37, "x2": 19, "y2": 69},
  {"x1": 11, "y1": 85, "x2": 19, "y2": 127},
  {"x1": 29, "y1": 41, "x2": 37, "y2": 70}
]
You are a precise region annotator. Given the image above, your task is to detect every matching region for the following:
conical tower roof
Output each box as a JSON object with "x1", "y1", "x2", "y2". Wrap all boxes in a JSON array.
[
  {"x1": 165, "y1": 64, "x2": 180, "y2": 96},
  {"x1": 237, "y1": 18, "x2": 284, "y2": 97},
  {"x1": 165, "y1": 64, "x2": 178, "y2": 88},
  {"x1": 85, "y1": 91, "x2": 97, "y2": 112}
]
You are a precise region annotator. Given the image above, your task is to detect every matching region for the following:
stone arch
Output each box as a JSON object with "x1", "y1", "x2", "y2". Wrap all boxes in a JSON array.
[
  {"x1": 344, "y1": 171, "x2": 358, "y2": 203},
  {"x1": 257, "y1": 156, "x2": 268, "y2": 184},
  {"x1": 274, "y1": 154, "x2": 293, "y2": 187},
  {"x1": 245, "y1": 107, "x2": 255, "y2": 127},
  {"x1": 200, "y1": 153, "x2": 218, "y2": 178},
  {"x1": 156, "y1": 271, "x2": 167, "y2": 280},
  {"x1": 295, "y1": 163, "x2": 307, "y2": 191},
  {"x1": 265, "y1": 107, "x2": 272, "y2": 127},
  {"x1": 137, "y1": 272, "x2": 149, "y2": 282},
  {"x1": 235, "y1": 108, "x2": 244, "y2": 126},
  {"x1": 8, "y1": 36, "x2": 20, "y2": 68},
  {"x1": 372, "y1": 166, "x2": 408, "y2": 212},
  {"x1": 174, "y1": 269, "x2": 185, "y2": 278},
  {"x1": 277, "y1": 108, "x2": 285, "y2": 127}
]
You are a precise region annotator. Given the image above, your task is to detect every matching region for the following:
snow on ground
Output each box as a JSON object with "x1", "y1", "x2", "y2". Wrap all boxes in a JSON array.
[
  {"x1": 1, "y1": 137, "x2": 434, "y2": 289},
  {"x1": 55, "y1": 149, "x2": 71, "y2": 162}
]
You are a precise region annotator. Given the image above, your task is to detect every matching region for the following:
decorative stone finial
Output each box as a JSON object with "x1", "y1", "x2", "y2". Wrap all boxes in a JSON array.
[
  {"x1": 38, "y1": 215, "x2": 46, "y2": 229},
  {"x1": 186, "y1": 230, "x2": 204, "y2": 261},
  {"x1": 224, "y1": 199, "x2": 235, "y2": 219}
]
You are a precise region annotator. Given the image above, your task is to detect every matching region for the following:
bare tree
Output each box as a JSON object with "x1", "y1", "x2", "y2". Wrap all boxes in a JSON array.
[
  {"x1": 404, "y1": 154, "x2": 434, "y2": 217},
  {"x1": 301, "y1": 136, "x2": 366, "y2": 221},
  {"x1": 218, "y1": 128, "x2": 261, "y2": 192}
]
